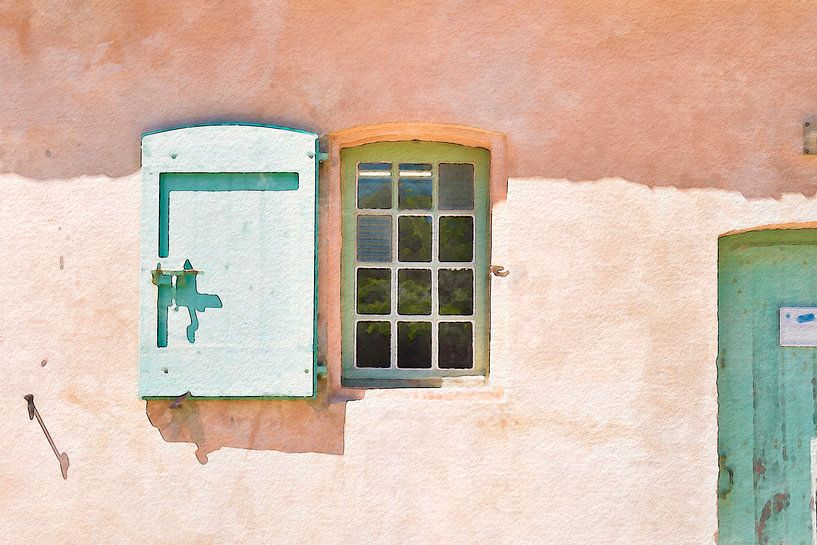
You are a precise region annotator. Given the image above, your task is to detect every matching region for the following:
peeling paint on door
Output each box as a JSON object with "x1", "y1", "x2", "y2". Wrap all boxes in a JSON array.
[{"x1": 719, "y1": 228, "x2": 817, "y2": 544}]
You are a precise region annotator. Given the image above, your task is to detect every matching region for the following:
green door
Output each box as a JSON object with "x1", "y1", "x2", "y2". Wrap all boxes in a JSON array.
[{"x1": 719, "y1": 228, "x2": 817, "y2": 544}]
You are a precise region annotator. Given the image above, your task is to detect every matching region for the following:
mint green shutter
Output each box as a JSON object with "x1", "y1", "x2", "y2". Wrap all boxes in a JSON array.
[{"x1": 139, "y1": 125, "x2": 318, "y2": 398}]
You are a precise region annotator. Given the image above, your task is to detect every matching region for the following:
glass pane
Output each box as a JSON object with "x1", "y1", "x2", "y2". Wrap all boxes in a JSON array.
[
  {"x1": 397, "y1": 321, "x2": 432, "y2": 368},
  {"x1": 356, "y1": 321, "x2": 391, "y2": 368},
  {"x1": 357, "y1": 268, "x2": 391, "y2": 314},
  {"x1": 357, "y1": 215, "x2": 392, "y2": 262},
  {"x1": 398, "y1": 269, "x2": 431, "y2": 315},
  {"x1": 357, "y1": 163, "x2": 392, "y2": 209},
  {"x1": 439, "y1": 216, "x2": 473, "y2": 262},
  {"x1": 438, "y1": 322, "x2": 473, "y2": 369},
  {"x1": 438, "y1": 269, "x2": 474, "y2": 315},
  {"x1": 398, "y1": 216, "x2": 432, "y2": 262},
  {"x1": 398, "y1": 178, "x2": 432, "y2": 209},
  {"x1": 398, "y1": 163, "x2": 433, "y2": 210},
  {"x1": 399, "y1": 163, "x2": 432, "y2": 176},
  {"x1": 439, "y1": 163, "x2": 474, "y2": 210}
]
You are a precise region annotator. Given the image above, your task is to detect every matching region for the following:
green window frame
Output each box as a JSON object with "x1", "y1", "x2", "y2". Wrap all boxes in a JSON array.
[{"x1": 341, "y1": 141, "x2": 490, "y2": 387}]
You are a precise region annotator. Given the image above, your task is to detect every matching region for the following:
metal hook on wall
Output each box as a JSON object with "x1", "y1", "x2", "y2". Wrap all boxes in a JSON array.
[
  {"x1": 24, "y1": 394, "x2": 69, "y2": 479},
  {"x1": 490, "y1": 265, "x2": 510, "y2": 277}
]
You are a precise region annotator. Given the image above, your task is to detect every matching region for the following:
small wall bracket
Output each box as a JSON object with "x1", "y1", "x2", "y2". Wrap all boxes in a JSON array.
[{"x1": 804, "y1": 121, "x2": 817, "y2": 154}]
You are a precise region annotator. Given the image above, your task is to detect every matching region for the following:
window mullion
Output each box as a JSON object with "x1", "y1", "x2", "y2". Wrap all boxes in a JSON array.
[
  {"x1": 431, "y1": 162, "x2": 440, "y2": 371},
  {"x1": 390, "y1": 162, "x2": 399, "y2": 369}
]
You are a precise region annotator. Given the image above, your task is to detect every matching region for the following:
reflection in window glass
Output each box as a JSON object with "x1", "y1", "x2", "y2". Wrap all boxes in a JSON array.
[
  {"x1": 399, "y1": 163, "x2": 432, "y2": 176},
  {"x1": 357, "y1": 268, "x2": 391, "y2": 314},
  {"x1": 398, "y1": 163, "x2": 432, "y2": 210},
  {"x1": 398, "y1": 178, "x2": 432, "y2": 209},
  {"x1": 356, "y1": 321, "x2": 391, "y2": 368},
  {"x1": 398, "y1": 269, "x2": 432, "y2": 315},
  {"x1": 439, "y1": 163, "x2": 474, "y2": 210},
  {"x1": 397, "y1": 321, "x2": 432, "y2": 368},
  {"x1": 438, "y1": 322, "x2": 473, "y2": 368},
  {"x1": 357, "y1": 215, "x2": 392, "y2": 262},
  {"x1": 357, "y1": 163, "x2": 392, "y2": 209},
  {"x1": 438, "y1": 269, "x2": 474, "y2": 315},
  {"x1": 439, "y1": 216, "x2": 473, "y2": 262},
  {"x1": 398, "y1": 216, "x2": 432, "y2": 262}
]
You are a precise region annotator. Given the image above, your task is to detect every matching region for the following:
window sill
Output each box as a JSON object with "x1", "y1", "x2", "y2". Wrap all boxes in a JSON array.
[{"x1": 343, "y1": 375, "x2": 506, "y2": 402}]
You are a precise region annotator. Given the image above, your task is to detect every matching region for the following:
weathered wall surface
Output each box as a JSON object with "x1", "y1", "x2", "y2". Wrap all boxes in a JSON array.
[
  {"x1": 4, "y1": 1, "x2": 817, "y2": 543},
  {"x1": 4, "y1": 172, "x2": 817, "y2": 543},
  {"x1": 1, "y1": 1, "x2": 817, "y2": 195}
]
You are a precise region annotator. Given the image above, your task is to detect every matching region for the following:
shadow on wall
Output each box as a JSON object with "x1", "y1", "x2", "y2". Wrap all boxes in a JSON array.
[
  {"x1": 145, "y1": 386, "x2": 346, "y2": 463},
  {"x1": 6, "y1": 1, "x2": 817, "y2": 196}
]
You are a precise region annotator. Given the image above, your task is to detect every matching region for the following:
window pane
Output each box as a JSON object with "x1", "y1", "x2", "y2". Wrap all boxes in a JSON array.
[
  {"x1": 438, "y1": 322, "x2": 473, "y2": 368},
  {"x1": 398, "y1": 178, "x2": 432, "y2": 209},
  {"x1": 398, "y1": 163, "x2": 433, "y2": 209},
  {"x1": 399, "y1": 163, "x2": 432, "y2": 176},
  {"x1": 439, "y1": 163, "x2": 474, "y2": 210},
  {"x1": 357, "y1": 268, "x2": 391, "y2": 314},
  {"x1": 439, "y1": 216, "x2": 473, "y2": 262},
  {"x1": 438, "y1": 269, "x2": 474, "y2": 315},
  {"x1": 357, "y1": 215, "x2": 392, "y2": 262},
  {"x1": 356, "y1": 321, "x2": 391, "y2": 368},
  {"x1": 358, "y1": 178, "x2": 392, "y2": 209},
  {"x1": 398, "y1": 269, "x2": 431, "y2": 315},
  {"x1": 398, "y1": 216, "x2": 432, "y2": 262},
  {"x1": 357, "y1": 163, "x2": 392, "y2": 209},
  {"x1": 397, "y1": 321, "x2": 432, "y2": 368}
]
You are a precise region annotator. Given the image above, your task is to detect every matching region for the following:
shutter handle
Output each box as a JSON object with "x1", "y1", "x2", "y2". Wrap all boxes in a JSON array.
[
  {"x1": 717, "y1": 454, "x2": 734, "y2": 498},
  {"x1": 490, "y1": 265, "x2": 510, "y2": 277}
]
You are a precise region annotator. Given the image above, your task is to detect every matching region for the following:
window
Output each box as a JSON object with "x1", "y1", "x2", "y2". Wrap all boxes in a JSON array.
[{"x1": 341, "y1": 141, "x2": 490, "y2": 386}]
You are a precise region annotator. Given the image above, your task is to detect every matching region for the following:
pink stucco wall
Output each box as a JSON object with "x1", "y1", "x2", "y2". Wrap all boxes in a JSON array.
[{"x1": 2, "y1": 1, "x2": 817, "y2": 195}]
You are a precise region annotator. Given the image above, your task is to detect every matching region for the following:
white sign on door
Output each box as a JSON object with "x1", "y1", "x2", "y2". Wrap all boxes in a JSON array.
[{"x1": 780, "y1": 307, "x2": 817, "y2": 347}]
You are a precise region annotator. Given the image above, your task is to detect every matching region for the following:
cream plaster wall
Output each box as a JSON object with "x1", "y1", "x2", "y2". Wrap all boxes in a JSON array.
[{"x1": 4, "y1": 172, "x2": 817, "y2": 543}]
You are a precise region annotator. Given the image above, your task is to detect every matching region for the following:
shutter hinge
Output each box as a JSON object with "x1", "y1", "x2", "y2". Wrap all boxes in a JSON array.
[{"x1": 316, "y1": 136, "x2": 329, "y2": 162}]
